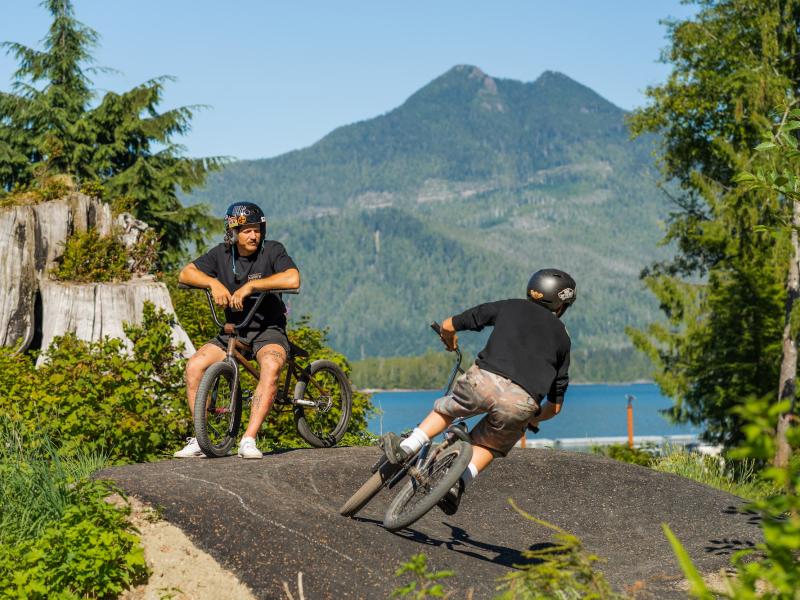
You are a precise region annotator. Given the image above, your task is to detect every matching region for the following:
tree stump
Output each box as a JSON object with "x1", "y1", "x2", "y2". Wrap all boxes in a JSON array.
[{"x1": 0, "y1": 193, "x2": 194, "y2": 360}]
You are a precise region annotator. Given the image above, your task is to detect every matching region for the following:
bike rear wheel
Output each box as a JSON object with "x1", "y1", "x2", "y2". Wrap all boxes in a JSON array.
[
  {"x1": 383, "y1": 441, "x2": 472, "y2": 532},
  {"x1": 294, "y1": 360, "x2": 352, "y2": 448},
  {"x1": 340, "y1": 456, "x2": 400, "y2": 517},
  {"x1": 194, "y1": 361, "x2": 242, "y2": 458}
]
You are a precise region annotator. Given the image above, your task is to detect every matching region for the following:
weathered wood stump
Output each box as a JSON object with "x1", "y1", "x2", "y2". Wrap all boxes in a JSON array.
[{"x1": 0, "y1": 193, "x2": 194, "y2": 360}]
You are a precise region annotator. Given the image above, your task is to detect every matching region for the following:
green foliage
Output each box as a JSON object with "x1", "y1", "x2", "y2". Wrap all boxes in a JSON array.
[
  {"x1": 627, "y1": 0, "x2": 800, "y2": 448},
  {"x1": 0, "y1": 175, "x2": 74, "y2": 207},
  {"x1": 392, "y1": 554, "x2": 454, "y2": 599},
  {"x1": 664, "y1": 392, "x2": 800, "y2": 599},
  {"x1": 0, "y1": 302, "x2": 189, "y2": 463},
  {"x1": 591, "y1": 443, "x2": 655, "y2": 467},
  {"x1": 51, "y1": 227, "x2": 129, "y2": 282},
  {"x1": 0, "y1": 419, "x2": 108, "y2": 544},
  {"x1": 0, "y1": 423, "x2": 147, "y2": 599},
  {"x1": 651, "y1": 447, "x2": 777, "y2": 502},
  {"x1": 0, "y1": 481, "x2": 148, "y2": 599},
  {"x1": 0, "y1": 0, "x2": 224, "y2": 268},
  {"x1": 496, "y1": 499, "x2": 624, "y2": 600}
]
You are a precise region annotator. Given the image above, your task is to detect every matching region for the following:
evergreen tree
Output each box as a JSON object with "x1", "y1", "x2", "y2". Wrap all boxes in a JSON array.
[
  {"x1": 0, "y1": 0, "x2": 224, "y2": 267},
  {"x1": 628, "y1": 0, "x2": 800, "y2": 448}
]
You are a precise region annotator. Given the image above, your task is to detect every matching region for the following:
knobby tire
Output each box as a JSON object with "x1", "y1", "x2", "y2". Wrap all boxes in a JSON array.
[
  {"x1": 339, "y1": 457, "x2": 399, "y2": 517},
  {"x1": 193, "y1": 361, "x2": 242, "y2": 458},
  {"x1": 383, "y1": 441, "x2": 472, "y2": 532},
  {"x1": 294, "y1": 360, "x2": 352, "y2": 448}
]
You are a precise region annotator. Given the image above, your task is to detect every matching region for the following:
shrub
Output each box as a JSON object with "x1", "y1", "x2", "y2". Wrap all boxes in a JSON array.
[
  {"x1": 1, "y1": 295, "x2": 373, "y2": 460},
  {"x1": 51, "y1": 227, "x2": 131, "y2": 282},
  {"x1": 80, "y1": 179, "x2": 104, "y2": 199},
  {"x1": 393, "y1": 501, "x2": 626, "y2": 600},
  {"x1": 51, "y1": 226, "x2": 158, "y2": 282},
  {"x1": 0, "y1": 303, "x2": 189, "y2": 463},
  {"x1": 0, "y1": 422, "x2": 147, "y2": 598},
  {"x1": 591, "y1": 443, "x2": 654, "y2": 467},
  {"x1": 496, "y1": 500, "x2": 625, "y2": 600},
  {"x1": 392, "y1": 553, "x2": 454, "y2": 598},
  {"x1": 651, "y1": 448, "x2": 777, "y2": 502},
  {"x1": 0, "y1": 480, "x2": 148, "y2": 599},
  {"x1": 664, "y1": 395, "x2": 800, "y2": 599},
  {"x1": 0, "y1": 423, "x2": 107, "y2": 545}
]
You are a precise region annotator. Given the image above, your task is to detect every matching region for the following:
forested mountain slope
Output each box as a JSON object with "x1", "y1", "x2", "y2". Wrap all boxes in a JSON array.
[{"x1": 186, "y1": 66, "x2": 667, "y2": 366}]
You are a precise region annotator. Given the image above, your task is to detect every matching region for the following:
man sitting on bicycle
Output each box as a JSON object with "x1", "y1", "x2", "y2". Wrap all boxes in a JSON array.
[
  {"x1": 175, "y1": 201, "x2": 301, "y2": 459},
  {"x1": 382, "y1": 269, "x2": 575, "y2": 514}
]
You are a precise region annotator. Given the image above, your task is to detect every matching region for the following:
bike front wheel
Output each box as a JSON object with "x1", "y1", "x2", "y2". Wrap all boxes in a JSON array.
[
  {"x1": 293, "y1": 359, "x2": 353, "y2": 448},
  {"x1": 340, "y1": 456, "x2": 398, "y2": 517},
  {"x1": 383, "y1": 441, "x2": 472, "y2": 532},
  {"x1": 194, "y1": 361, "x2": 242, "y2": 458}
]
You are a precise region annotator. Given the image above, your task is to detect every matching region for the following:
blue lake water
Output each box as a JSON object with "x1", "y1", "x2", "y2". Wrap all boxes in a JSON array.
[{"x1": 367, "y1": 383, "x2": 701, "y2": 440}]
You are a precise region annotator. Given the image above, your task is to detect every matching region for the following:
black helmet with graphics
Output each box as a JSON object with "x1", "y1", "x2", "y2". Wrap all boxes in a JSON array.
[
  {"x1": 224, "y1": 202, "x2": 266, "y2": 245},
  {"x1": 526, "y1": 269, "x2": 576, "y2": 314}
]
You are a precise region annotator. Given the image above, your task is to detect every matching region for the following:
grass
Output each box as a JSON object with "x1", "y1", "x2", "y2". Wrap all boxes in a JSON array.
[
  {"x1": 593, "y1": 443, "x2": 779, "y2": 501},
  {"x1": 650, "y1": 447, "x2": 778, "y2": 501},
  {"x1": 0, "y1": 420, "x2": 109, "y2": 544}
]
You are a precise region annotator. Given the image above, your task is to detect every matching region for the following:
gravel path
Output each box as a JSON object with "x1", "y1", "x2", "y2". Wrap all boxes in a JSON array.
[{"x1": 102, "y1": 447, "x2": 761, "y2": 599}]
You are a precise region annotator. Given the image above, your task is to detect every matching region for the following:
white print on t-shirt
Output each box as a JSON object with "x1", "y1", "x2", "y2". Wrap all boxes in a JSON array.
[{"x1": 248, "y1": 273, "x2": 262, "y2": 280}]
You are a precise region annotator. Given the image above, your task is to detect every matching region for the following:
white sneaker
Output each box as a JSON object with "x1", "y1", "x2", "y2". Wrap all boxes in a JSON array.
[
  {"x1": 238, "y1": 436, "x2": 262, "y2": 459},
  {"x1": 174, "y1": 437, "x2": 203, "y2": 458}
]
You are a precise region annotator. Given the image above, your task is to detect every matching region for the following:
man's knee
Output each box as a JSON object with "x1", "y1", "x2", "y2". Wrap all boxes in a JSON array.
[
  {"x1": 186, "y1": 345, "x2": 222, "y2": 381},
  {"x1": 257, "y1": 346, "x2": 286, "y2": 380}
]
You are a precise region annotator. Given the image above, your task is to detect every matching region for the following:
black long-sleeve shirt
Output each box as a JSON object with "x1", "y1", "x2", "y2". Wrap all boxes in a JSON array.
[{"x1": 451, "y1": 299, "x2": 571, "y2": 404}]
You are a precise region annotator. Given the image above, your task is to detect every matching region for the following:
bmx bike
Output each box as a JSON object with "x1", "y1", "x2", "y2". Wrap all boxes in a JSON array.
[
  {"x1": 180, "y1": 283, "x2": 353, "y2": 457},
  {"x1": 340, "y1": 322, "x2": 473, "y2": 532}
]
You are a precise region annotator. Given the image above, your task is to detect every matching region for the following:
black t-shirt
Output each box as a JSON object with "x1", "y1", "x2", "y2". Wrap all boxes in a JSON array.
[
  {"x1": 192, "y1": 241, "x2": 297, "y2": 333},
  {"x1": 451, "y1": 299, "x2": 571, "y2": 404}
]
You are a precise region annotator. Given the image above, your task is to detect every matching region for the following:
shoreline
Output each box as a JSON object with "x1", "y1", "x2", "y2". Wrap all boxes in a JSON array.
[{"x1": 359, "y1": 380, "x2": 655, "y2": 393}]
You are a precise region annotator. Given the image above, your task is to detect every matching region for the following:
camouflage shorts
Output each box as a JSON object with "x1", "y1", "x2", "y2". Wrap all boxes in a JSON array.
[{"x1": 433, "y1": 364, "x2": 541, "y2": 456}]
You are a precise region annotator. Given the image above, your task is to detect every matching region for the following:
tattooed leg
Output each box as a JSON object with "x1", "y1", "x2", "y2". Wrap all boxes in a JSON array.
[{"x1": 243, "y1": 344, "x2": 286, "y2": 438}]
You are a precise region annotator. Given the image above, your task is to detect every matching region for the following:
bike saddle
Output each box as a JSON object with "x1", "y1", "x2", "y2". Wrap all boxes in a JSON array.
[{"x1": 289, "y1": 341, "x2": 309, "y2": 358}]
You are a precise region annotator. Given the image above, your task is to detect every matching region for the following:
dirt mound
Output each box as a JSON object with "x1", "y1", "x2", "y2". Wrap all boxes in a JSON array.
[{"x1": 102, "y1": 447, "x2": 760, "y2": 599}]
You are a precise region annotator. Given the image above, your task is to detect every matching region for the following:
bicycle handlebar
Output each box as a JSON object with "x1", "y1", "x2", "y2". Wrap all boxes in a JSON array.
[{"x1": 178, "y1": 283, "x2": 299, "y2": 331}]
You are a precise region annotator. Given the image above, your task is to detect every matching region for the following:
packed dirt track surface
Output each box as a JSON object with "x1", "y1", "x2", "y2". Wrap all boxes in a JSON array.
[{"x1": 102, "y1": 447, "x2": 761, "y2": 599}]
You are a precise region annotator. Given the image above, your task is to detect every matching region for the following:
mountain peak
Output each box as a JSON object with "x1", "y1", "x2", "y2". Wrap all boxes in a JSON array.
[{"x1": 442, "y1": 64, "x2": 499, "y2": 94}]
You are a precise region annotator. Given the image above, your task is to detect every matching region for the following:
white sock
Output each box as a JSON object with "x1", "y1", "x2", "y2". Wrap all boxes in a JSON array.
[
  {"x1": 460, "y1": 463, "x2": 479, "y2": 488},
  {"x1": 400, "y1": 427, "x2": 430, "y2": 454}
]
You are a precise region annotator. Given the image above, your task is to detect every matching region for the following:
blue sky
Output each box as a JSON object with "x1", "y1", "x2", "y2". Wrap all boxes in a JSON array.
[{"x1": 1, "y1": 1, "x2": 695, "y2": 161}]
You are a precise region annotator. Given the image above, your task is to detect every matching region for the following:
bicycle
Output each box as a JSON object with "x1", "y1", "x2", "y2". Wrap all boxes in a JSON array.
[
  {"x1": 179, "y1": 283, "x2": 353, "y2": 457},
  {"x1": 340, "y1": 323, "x2": 473, "y2": 532}
]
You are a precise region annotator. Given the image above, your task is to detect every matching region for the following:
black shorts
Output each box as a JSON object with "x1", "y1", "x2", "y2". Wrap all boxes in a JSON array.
[{"x1": 210, "y1": 326, "x2": 290, "y2": 359}]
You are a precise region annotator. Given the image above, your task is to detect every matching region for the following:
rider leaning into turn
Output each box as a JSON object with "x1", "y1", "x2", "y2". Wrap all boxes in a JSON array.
[
  {"x1": 174, "y1": 202, "x2": 301, "y2": 459},
  {"x1": 381, "y1": 269, "x2": 575, "y2": 514}
]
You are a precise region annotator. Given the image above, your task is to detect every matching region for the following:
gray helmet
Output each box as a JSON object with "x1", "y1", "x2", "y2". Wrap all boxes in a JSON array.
[{"x1": 527, "y1": 269, "x2": 577, "y2": 313}]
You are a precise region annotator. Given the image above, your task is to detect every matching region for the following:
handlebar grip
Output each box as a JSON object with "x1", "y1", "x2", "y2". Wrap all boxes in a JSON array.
[{"x1": 430, "y1": 321, "x2": 442, "y2": 335}]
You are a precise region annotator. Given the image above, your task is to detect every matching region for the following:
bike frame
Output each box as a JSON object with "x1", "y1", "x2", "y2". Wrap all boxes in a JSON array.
[
  {"x1": 382, "y1": 324, "x2": 470, "y2": 489},
  {"x1": 179, "y1": 283, "x2": 329, "y2": 409}
]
